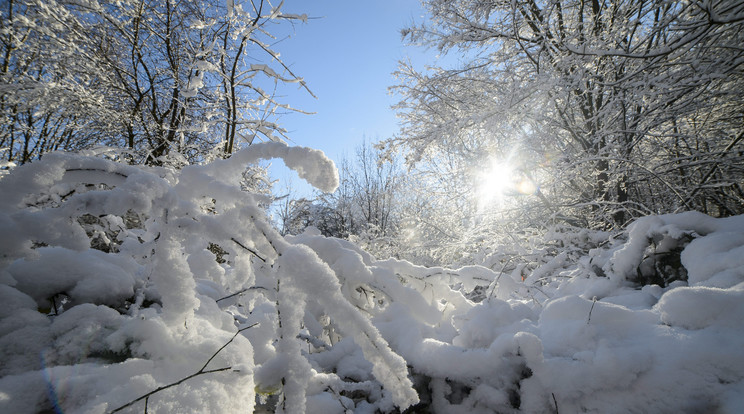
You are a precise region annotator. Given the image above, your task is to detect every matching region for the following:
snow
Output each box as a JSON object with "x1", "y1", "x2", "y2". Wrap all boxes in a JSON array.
[
  {"x1": 682, "y1": 231, "x2": 744, "y2": 287},
  {"x1": 1, "y1": 150, "x2": 744, "y2": 413},
  {"x1": 657, "y1": 284, "x2": 744, "y2": 330},
  {"x1": 8, "y1": 247, "x2": 138, "y2": 309}
]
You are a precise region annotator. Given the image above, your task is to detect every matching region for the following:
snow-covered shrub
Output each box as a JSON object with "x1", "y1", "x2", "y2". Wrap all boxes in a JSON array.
[
  {"x1": 0, "y1": 145, "x2": 419, "y2": 413},
  {"x1": 0, "y1": 151, "x2": 257, "y2": 413}
]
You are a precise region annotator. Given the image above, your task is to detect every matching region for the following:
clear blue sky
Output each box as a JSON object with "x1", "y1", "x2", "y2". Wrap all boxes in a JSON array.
[{"x1": 265, "y1": 1, "x2": 433, "y2": 195}]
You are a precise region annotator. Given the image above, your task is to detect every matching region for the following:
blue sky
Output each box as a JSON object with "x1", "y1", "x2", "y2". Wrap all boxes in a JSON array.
[{"x1": 265, "y1": 1, "x2": 432, "y2": 195}]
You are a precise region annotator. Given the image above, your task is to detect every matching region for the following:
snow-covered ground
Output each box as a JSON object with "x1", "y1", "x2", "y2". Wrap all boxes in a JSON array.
[{"x1": 1, "y1": 147, "x2": 742, "y2": 413}]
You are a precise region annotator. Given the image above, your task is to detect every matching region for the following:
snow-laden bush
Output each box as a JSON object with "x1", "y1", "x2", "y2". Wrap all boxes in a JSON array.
[
  {"x1": 289, "y1": 212, "x2": 744, "y2": 413},
  {"x1": 0, "y1": 145, "x2": 417, "y2": 413},
  {"x1": 1, "y1": 147, "x2": 744, "y2": 413}
]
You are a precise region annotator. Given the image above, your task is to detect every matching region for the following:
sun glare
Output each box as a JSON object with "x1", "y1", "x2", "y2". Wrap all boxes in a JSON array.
[
  {"x1": 475, "y1": 158, "x2": 537, "y2": 208},
  {"x1": 476, "y1": 160, "x2": 514, "y2": 206}
]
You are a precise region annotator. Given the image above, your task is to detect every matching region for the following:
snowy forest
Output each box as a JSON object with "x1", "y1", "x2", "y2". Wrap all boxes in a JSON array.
[{"x1": 1, "y1": 0, "x2": 744, "y2": 413}]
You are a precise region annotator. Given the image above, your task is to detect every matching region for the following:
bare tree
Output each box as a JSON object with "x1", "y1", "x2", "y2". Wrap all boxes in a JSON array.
[
  {"x1": 276, "y1": 141, "x2": 403, "y2": 251},
  {"x1": 1, "y1": 0, "x2": 313, "y2": 166},
  {"x1": 347, "y1": 141, "x2": 400, "y2": 236},
  {"x1": 0, "y1": 0, "x2": 125, "y2": 164}
]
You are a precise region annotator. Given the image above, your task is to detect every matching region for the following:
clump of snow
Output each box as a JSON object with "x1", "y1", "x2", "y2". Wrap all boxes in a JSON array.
[
  {"x1": 192, "y1": 142, "x2": 339, "y2": 194},
  {"x1": 657, "y1": 284, "x2": 744, "y2": 330},
  {"x1": 682, "y1": 231, "x2": 744, "y2": 287},
  {"x1": 8, "y1": 247, "x2": 138, "y2": 309}
]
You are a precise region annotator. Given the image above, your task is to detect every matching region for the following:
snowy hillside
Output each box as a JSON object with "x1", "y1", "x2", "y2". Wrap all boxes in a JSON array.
[{"x1": 1, "y1": 148, "x2": 743, "y2": 413}]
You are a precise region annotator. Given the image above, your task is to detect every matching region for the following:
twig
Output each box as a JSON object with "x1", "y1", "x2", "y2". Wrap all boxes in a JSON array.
[
  {"x1": 297, "y1": 332, "x2": 330, "y2": 351},
  {"x1": 108, "y1": 323, "x2": 258, "y2": 413},
  {"x1": 109, "y1": 368, "x2": 233, "y2": 413},
  {"x1": 65, "y1": 168, "x2": 129, "y2": 179},
  {"x1": 552, "y1": 392, "x2": 559, "y2": 413},
  {"x1": 215, "y1": 286, "x2": 268, "y2": 303},
  {"x1": 487, "y1": 257, "x2": 515, "y2": 300},
  {"x1": 199, "y1": 323, "x2": 258, "y2": 373},
  {"x1": 274, "y1": 276, "x2": 288, "y2": 412},
  {"x1": 51, "y1": 295, "x2": 59, "y2": 316},
  {"x1": 231, "y1": 237, "x2": 266, "y2": 262},
  {"x1": 328, "y1": 386, "x2": 354, "y2": 412},
  {"x1": 587, "y1": 296, "x2": 598, "y2": 324}
]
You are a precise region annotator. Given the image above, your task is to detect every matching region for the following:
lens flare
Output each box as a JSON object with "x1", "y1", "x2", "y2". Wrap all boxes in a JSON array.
[{"x1": 516, "y1": 178, "x2": 537, "y2": 195}]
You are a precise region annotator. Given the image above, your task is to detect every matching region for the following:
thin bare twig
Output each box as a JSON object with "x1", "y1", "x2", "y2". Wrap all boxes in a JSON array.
[
  {"x1": 587, "y1": 296, "x2": 598, "y2": 324},
  {"x1": 552, "y1": 392, "x2": 559, "y2": 413},
  {"x1": 215, "y1": 286, "x2": 268, "y2": 303},
  {"x1": 108, "y1": 323, "x2": 258, "y2": 413},
  {"x1": 231, "y1": 237, "x2": 266, "y2": 262}
]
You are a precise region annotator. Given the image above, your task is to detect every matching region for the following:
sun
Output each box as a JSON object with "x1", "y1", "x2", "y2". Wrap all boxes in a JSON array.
[
  {"x1": 475, "y1": 159, "x2": 515, "y2": 206},
  {"x1": 475, "y1": 157, "x2": 538, "y2": 208}
]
